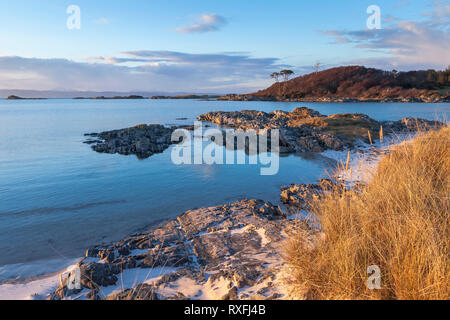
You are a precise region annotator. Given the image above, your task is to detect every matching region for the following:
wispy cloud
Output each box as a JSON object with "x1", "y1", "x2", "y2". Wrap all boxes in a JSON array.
[
  {"x1": 320, "y1": 1, "x2": 450, "y2": 70},
  {"x1": 0, "y1": 52, "x2": 290, "y2": 93},
  {"x1": 84, "y1": 56, "x2": 149, "y2": 64},
  {"x1": 176, "y1": 13, "x2": 227, "y2": 34}
]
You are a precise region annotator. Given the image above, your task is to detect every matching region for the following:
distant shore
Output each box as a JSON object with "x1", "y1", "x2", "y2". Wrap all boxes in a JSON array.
[
  {"x1": 216, "y1": 94, "x2": 450, "y2": 103},
  {"x1": 4, "y1": 94, "x2": 449, "y2": 103},
  {"x1": 6, "y1": 95, "x2": 47, "y2": 100}
]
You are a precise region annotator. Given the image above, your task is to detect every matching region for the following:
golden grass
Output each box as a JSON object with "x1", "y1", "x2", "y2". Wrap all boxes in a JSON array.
[
  {"x1": 289, "y1": 113, "x2": 381, "y2": 144},
  {"x1": 284, "y1": 126, "x2": 449, "y2": 300}
]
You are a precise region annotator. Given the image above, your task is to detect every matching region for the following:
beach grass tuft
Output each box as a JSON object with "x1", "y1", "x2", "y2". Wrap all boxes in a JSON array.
[{"x1": 284, "y1": 126, "x2": 449, "y2": 300}]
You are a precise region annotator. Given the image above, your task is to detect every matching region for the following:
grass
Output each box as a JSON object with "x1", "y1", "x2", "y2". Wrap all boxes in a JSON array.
[
  {"x1": 289, "y1": 113, "x2": 381, "y2": 144},
  {"x1": 284, "y1": 126, "x2": 449, "y2": 300}
]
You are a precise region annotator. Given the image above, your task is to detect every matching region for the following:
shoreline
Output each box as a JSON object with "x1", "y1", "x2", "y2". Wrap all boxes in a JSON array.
[
  {"x1": 3, "y1": 96, "x2": 450, "y2": 103},
  {"x1": 0, "y1": 132, "x2": 414, "y2": 300},
  {"x1": 217, "y1": 95, "x2": 449, "y2": 103},
  {"x1": 0, "y1": 105, "x2": 442, "y2": 299}
]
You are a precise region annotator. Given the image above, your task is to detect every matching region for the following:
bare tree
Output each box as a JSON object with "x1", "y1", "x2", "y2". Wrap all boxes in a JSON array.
[{"x1": 280, "y1": 70, "x2": 294, "y2": 81}]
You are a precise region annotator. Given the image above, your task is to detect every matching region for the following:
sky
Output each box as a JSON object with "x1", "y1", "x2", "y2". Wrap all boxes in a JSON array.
[{"x1": 0, "y1": 0, "x2": 448, "y2": 93}]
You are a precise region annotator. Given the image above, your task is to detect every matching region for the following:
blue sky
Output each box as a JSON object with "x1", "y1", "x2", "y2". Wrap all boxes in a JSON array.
[{"x1": 0, "y1": 0, "x2": 448, "y2": 93}]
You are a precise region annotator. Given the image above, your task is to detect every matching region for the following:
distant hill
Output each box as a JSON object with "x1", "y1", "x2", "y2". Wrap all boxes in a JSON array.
[
  {"x1": 221, "y1": 66, "x2": 450, "y2": 103},
  {"x1": 0, "y1": 90, "x2": 212, "y2": 99}
]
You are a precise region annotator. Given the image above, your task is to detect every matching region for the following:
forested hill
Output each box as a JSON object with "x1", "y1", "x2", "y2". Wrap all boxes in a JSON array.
[{"x1": 247, "y1": 66, "x2": 450, "y2": 102}]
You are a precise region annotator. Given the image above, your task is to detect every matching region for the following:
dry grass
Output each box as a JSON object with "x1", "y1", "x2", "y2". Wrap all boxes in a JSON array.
[
  {"x1": 289, "y1": 113, "x2": 381, "y2": 144},
  {"x1": 285, "y1": 126, "x2": 449, "y2": 300}
]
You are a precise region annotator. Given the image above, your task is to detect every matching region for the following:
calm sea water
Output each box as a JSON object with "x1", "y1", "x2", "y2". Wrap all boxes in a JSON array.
[{"x1": 0, "y1": 99, "x2": 448, "y2": 281}]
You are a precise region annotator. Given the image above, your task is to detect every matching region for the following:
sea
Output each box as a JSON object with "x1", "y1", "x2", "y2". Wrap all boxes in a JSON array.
[{"x1": 0, "y1": 98, "x2": 448, "y2": 283}]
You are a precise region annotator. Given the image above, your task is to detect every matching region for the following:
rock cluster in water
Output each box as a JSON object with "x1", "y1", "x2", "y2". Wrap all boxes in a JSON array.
[
  {"x1": 84, "y1": 124, "x2": 175, "y2": 159},
  {"x1": 84, "y1": 108, "x2": 442, "y2": 159},
  {"x1": 198, "y1": 107, "x2": 441, "y2": 153}
]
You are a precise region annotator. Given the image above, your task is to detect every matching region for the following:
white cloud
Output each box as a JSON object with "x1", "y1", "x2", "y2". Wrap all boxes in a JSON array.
[
  {"x1": 177, "y1": 14, "x2": 227, "y2": 34},
  {"x1": 0, "y1": 52, "x2": 290, "y2": 93},
  {"x1": 320, "y1": 1, "x2": 450, "y2": 70}
]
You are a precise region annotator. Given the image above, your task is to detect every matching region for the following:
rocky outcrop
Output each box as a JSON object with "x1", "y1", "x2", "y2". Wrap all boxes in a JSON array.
[
  {"x1": 84, "y1": 108, "x2": 443, "y2": 160},
  {"x1": 49, "y1": 199, "x2": 309, "y2": 300},
  {"x1": 198, "y1": 107, "x2": 442, "y2": 153},
  {"x1": 281, "y1": 182, "x2": 326, "y2": 210},
  {"x1": 198, "y1": 108, "x2": 344, "y2": 153},
  {"x1": 84, "y1": 124, "x2": 176, "y2": 159},
  {"x1": 381, "y1": 118, "x2": 444, "y2": 134}
]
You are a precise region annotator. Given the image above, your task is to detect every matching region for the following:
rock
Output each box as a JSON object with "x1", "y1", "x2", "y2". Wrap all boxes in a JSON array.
[
  {"x1": 106, "y1": 284, "x2": 159, "y2": 300},
  {"x1": 197, "y1": 109, "x2": 337, "y2": 152},
  {"x1": 84, "y1": 108, "x2": 443, "y2": 159},
  {"x1": 48, "y1": 261, "x2": 119, "y2": 300},
  {"x1": 280, "y1": 179, "x2": 341, "y2": 210},
  {"x1": 85, "y1": 124, "x2": 176, "y2": 159},
  {"x1": 280, "y1": 184, "x2": 323, "y2": 210},
  {"x1": 382, "y1": 118, "x2": 444, "y2": 134},
  {"x1": 222, "y1": 286, "x2": 238, "y2": 300},
  {"x1": 51, "y1": 199, "x2": 308, "y2": 300},
  {"x1": 85, "y1": 248, "x2": 99, "y2": 258},
  {"x1": 198, "y1": 108, "x2": 444, "y2": 153},
  {"x1": 79, "y1": 262, "x2": 119, "y2": 289}
]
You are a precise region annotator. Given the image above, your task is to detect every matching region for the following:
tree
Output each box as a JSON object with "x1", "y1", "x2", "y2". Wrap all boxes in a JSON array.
[
  {"x1": 280, "y1": 70, "x2": 294, "y2": 81},
  {"x1": 270, "y1": 72, "x2": 280, "y2": 83}
]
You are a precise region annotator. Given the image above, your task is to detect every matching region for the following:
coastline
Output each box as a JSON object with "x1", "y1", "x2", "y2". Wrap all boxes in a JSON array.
[
  {"x1": 0, "y1": 104, "x2": 446, "y2": 300},
  {"x1": 0, "y1": 124, "x2": 422, "y2": 300},
  {"x1": 217, "y1": 95, "x2": 449, "y2": 103},
  {"x1": 3, "y1": 140, "x2": 394, "y2": 300}
]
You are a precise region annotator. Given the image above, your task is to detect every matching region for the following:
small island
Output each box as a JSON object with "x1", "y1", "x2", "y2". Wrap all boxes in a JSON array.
[
  {"x1": 151, "y1": 94, "x2": 220, "y2": 100},
  {"x1": 6, "y1": 95, "x2": 47, "y2": 100},
  {"x1": 74, "y1": 95, "x2": 145, "y2": 100},
  {"x1": 84, "y1": 107, "x2": 442, "y2": 159}
]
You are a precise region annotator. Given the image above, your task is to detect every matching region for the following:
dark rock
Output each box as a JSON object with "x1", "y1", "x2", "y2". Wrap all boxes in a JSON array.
[
  {"x1": 106, "y1": 284, "x2": 159, "y2": 300},
  {"x1": 85, "y1": 124, "x2": 176, "y2": 159},
  {"x1": 222, "y1": 286, "x2": 238, "y2": 300},
  {"x1": 51, "y1": 199, "x2": 311, "y2": 300},
  {"x1": 198, "y1": 108, "x2": 443, "y2": 153},
  {"x1": 80, "y1": 262, "x2": 119, "y2": 289}
]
